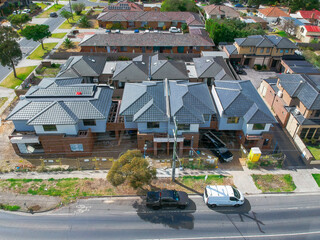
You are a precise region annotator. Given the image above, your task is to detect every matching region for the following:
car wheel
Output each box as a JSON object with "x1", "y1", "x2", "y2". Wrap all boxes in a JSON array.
[
  {"x1": 234, "y1": 204, "x2": 240, "y2": 207},
  {"x1": 178, "y1": 205, "x2": 186, "y2": 210},
  {"x1": 152, "y1": 206, "x2": 161, "y2": 210},
  {"x1": 209, "y1": 204, "x2": 217, "y2": 208}
]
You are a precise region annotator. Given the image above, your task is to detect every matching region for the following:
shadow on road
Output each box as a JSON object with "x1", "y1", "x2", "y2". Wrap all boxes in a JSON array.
[{"x1": 132, "y1": 198, "x2": 196, "y2": 230}]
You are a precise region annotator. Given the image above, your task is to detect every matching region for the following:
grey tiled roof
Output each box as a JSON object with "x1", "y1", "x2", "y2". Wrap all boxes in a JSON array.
[
  {"x1": 120, "y1": 80, "x2": 216, "y2": 124},
  {"x1": 224, "y1": 45, "x2": 238, "y2": 55},
  {"x1": 193, "y1": 56, "x2": 234, "y2": 80},
  {"x1": 57, "y1": 56, "x2": 107, "y2": 78},
  {"x1": 235, "y1": 35, "x2": 297, "y2": 49},
  {"x1": 7, "y1": 78, "x2": 113, "y2": 125},
  {"x1": 214, "y1": 80, "x2": 276, "y2": 124},
  {"x1": 79, "y1": 32, "x2": 214, "y2": 47},
  {"x1": 265, "y1": 35, "x2": 298, "y2": 49},
  {"x1": 282, "y1": 60, "x2": 320, "y2": 74}
]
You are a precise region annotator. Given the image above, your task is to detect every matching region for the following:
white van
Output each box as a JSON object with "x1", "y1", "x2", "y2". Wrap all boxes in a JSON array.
[{"x1": 203, "y1": 185, "x2": 244, "y2": 207}]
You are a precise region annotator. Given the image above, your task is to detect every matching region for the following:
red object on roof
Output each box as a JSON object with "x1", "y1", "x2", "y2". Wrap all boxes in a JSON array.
[
  {"x1": 304, "y1": 25, "x2": 320, "y2": 32},
  {"x1": 76, "y1": 92, "x2": 82, "y2": 95},
  {"x1": 298, "y1": 10, "x2": 320, "y2": 20}
]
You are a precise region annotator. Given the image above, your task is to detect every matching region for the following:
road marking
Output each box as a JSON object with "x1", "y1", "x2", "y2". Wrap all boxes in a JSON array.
[{"x1": 139, "y1": 230, "x2": 320, "y2": 240}]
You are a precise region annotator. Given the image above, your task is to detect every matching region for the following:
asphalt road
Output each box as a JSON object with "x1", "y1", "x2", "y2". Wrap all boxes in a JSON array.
[{"x1": 1, "y1": 193, "x2": 320, "y2": 240}]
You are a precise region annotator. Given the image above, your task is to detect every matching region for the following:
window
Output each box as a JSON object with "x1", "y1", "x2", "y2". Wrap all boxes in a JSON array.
[
  {"x1": 177, "y1": 124, "x2": 190, "y2": 131},
  {"x1": 263, "y1": 138, "x2": 270, "y2": 146},
  {"x1": 227, "y1": 117, "x2": 239, "y2": 124},
  {"x1": 126, "y1": 116, "x2": 133, "y2": 122},
  {"x1": 141, "y1": 21, "x2": 148, "y2": 27},
  {"x1": 285, "y1": 49, "x2": 289, "y2": 53},
  {"x1": 204, "y1": 114, "x2": 210, "y2": 121},
  {"x1": 307, "y1": 128, "x2": 316, "y2": 139},
  {"x1": 158, "y1": 22, "x2": 165, "y2": 28},
  {"x1": 253, "y1": 123, "x2": 266, "y2": 130},
  {"x1": 120, "y1": 46, "x2": 127, "y2": 52},
  {"x1": 300, "y1": 128, "x2": 308, "y2": 139},
  {"x1": 266, "y1": 48, "x2": 270, "y2": 53},
  {"x1": 70, "y1": 144, "x2": 84, "y2": 152},
  {"x1": 276, "y1": 49, "x2": 279, "y2": 53},
  {"x1": 230, "y1": 197, "x2": 238, "y2": 201},
  {"x1": 128, "y1": 21, "x2": 134, "y2": 27},
  {"x1": 301, "y1": 27, "x2": 304, "y2": 33},
  {"x1": 280, "y1": 49, "x2": 284, "y2": 53},
  {"x1": 83, "y1": 119, "x2": 96, "y2": 126},
  {"x1": 314, "y1": 110, "x2": 320, "y2": 117},
  {"x1": 260, "y1": 48, "x2": 264, "y2": 53},
  {"x1": 43, "y1": 125, "x2": 57, "y2": 131},
  {"x1": 147, "y1": 122, "x2": 160, "y2": 129}
]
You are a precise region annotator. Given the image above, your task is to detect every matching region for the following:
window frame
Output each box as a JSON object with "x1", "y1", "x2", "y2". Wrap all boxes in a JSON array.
[
  {"x1": 83, "y1": 119, "x2": 96, "y2": 126},
  {"x1": 177, "y1": 124, "x2": 190, "y2": 131},
  {"x1": 70, "y1": 144, "x2": 84, "y2": 152},
  {"x1": 147, "y1": 122, "x2": 160, "y2": 129},
  {"x1": 43, "y1": 125, "x2": 57, "y2": 132},
  {"x1": 252, "y1": 123, "x2": 266, "y2": 130},
  {"x1": 227, "y1": 117, "x2": 239, "y2": 124}
]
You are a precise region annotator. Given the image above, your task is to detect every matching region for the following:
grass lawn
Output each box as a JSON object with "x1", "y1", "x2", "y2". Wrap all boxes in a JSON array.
[
  {"x1": 252, "y1": 174, "x2": 296, "y2": 192},
  {"x1": 276, "y1": 31, "x2": 289, "y2": 38},
  {"x1": 0, "y1": 66, "x2": 37, "y2": 89},
  {"x1": 36, "y1": 2, "x2": 48, "y2": 9},
  {"x1": 59, "y1": 14, "x2": 82, "y2": 29},
  {"x1": 27, "y1": 42, "x2": 58, "y2": 60},
  {"x1": 0, "y1": 97, "x2": 8, "y2": 108},
  {"x1": 312, "y1": 174, "x2": 320, "y2": 187},
  {"x1": 51, "y1": 32, "x2": 67, "y2": 39},
  {"x1": 36, "y1": 66, "x2": 61, "y2": 77},
  {"x1": 0, "y1": 175, "x2": 234, "y2": 204},
  {"x1": 307, "y1": 145, "x2": 320, "y2": 160},
  {"x1": 37, "y1": 4, "x2": 63, "y2": 18}
]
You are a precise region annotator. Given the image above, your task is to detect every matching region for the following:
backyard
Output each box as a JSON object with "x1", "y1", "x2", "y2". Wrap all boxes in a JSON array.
[
  {"x1": 252, "y1": 174, "x2": 296, "y2": 192},
  {"x1": 37, "y1": 4, "x2": 63, "y2": 18},
  {"x1": 0, "y1": 66, "x2": 37, "y2": 89},
  {"x1": 27, "y1": 42, "x2": 58, "y2": 60}
]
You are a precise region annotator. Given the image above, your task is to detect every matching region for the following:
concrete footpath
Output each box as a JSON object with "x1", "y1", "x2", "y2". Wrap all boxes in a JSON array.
[{"x1": 0, "y1": 167, "x2": 319, "y2": 194}]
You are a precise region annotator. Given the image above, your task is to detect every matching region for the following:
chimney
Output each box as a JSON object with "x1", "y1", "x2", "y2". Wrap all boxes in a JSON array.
[{"x1": 311, "y1": 12, "x2": 315, "y2": 19}]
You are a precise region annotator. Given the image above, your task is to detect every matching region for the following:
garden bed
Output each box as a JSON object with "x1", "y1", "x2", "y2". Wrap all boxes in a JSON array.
[
  {"x1": 27, "y1": 42, "x2": 58, "y2": 60},
  {"x1": 252, "y1": 174, "x2": 296, "y2": 192}
]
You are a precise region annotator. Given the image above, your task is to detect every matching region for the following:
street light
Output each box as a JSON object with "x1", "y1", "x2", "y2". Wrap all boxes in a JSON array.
[{"x1": 144, "y1": 143, "x2": 148, "y2": 158}]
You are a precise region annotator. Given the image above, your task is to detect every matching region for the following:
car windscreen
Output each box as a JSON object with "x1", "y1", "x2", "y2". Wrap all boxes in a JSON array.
[
  {"x1": 232, "y1": 187, "x2": 240, "y2": 199},
  {"x1": 219, "y1": 147, "x2": 228, "y2": 153}
]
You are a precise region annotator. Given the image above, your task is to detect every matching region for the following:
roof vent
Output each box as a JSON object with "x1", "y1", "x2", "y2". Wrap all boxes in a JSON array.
[
  {"x1": 206, "y1": 59, "x2": 211, "y2": 62},
  {"x1": 294, "y1": 108, "x2": 300, "y2": 115},
  {"x1": 91, "y1": 59, "x2": 96, "y2": 63},
  {"x1": 141, "y1": 62, "x2": 145, "y2": 65},
  {"x1": 76, "y1": 92, "x2": 82, "y2": 95}
]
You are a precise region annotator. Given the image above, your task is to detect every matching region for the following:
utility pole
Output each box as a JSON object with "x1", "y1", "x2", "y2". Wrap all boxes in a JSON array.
[
  {"x1": 69, "y1": 0, "x2": 74, "y2": 20},
  {"x1": 172, "y1": 117, "x2": 178, "y2": 182}
]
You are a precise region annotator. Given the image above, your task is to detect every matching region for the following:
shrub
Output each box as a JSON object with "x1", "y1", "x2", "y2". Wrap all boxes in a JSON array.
[
  {"x1": 118, "y1": 56, "x2": 130, "y2": 61},
  {"x1": 72, "y1": 3, "x2": 85, "y2": 15},
  {"x1": 0, "y1": 204, "x2": 21, "y2": 211},
  {"x1": 111, "y1": 22, "x2": 123, "y2": 29},
  {"x1": 254, "y1": 64, "x2": 262, "y2": 71},
  {"x1": 78, "y1": 16, "x2": 91, "y2": 28},
  {"x1": 247, "y1": 160, "x2": 259, "y2": 169},
  {"x1": 63, "y1": 38, "x2": 75, "y2": 49},
  {"x1": 51, "y1": 63, "x2": 60, "y2": 68}
]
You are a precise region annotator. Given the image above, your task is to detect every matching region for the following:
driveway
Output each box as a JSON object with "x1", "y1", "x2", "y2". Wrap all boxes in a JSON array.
[{"x1": 239, "y1": 68, "x2": 277, "y2": 89}]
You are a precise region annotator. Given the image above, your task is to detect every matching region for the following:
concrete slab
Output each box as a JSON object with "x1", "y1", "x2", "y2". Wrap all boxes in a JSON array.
[{"x1": 239, "y1": 68, "x2": 277, "y2": 89}]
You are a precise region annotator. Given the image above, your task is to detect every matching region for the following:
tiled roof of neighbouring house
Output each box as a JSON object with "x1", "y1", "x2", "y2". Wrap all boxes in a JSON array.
[
  {"x1": 203, "y1": 4, "x2": 240, "y2": 18},
  {"x1": 282, "y1": 60, "x2": 320, "y2": 74},
  {"x1": 258, "y1": 7, "x2": 290, "y2": 17},
  {"x1": 235, "y1": 35, "x2": 297, "y2": 49},
  {"x1": 79, "y1": 32, "x2": 215, "y2": 47},
  {"x1": 6, "y1": 78, "x2": 113, "y2": 125},
  {"x1": 119, "y1": 80, "x2": 216, "y2": 124},
  {"x1": 298, "y1": 10, "x2": 320, "y2": 20},
  {"x1": 97, "y1": 11, "x2": 204, "y2": 26},
  {"x1": 104, "y1": 1, "x2": 143, "y2": 12},
  {"x1": 304, "y1": 25, "x2": 320, "y2": 33},
  {"x1": 214, "y1": 80, "x2": 276, "y2": 124}
]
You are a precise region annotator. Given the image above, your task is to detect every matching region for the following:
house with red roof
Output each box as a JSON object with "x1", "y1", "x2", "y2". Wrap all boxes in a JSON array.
[
  {"x1": 297, "y1": 25, "x2": 320, "y2": 43},
  {"x1": 257, "y1": 7, "x2": 290, "y2": 23},
  {"x1": 295, "y1": 10, "x2": 320, "y2": 26}
]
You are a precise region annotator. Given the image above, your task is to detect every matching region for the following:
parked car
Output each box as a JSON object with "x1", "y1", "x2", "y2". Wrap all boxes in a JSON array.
[
  {"x1": 204, "y1": 185, "x2": 244, "y2": 208},
  {"x1": 50, "y1": 12, "x2": 58, "y2": 18},
  {"x1": 232, "y1": 64, "x2": 244, "y2": 74},
  {"x1": 12, "y1": 10, "x2": 21, "y2": 15},
  {"x1": 134, "y1": 29, "x2": 139, "y2": 33},
  {"x1": 169, "y1": 27, "x2": 181, "y2": 33},
  {"x1": 146, "y1": 190, "x2": 189, "y2": 210},
  {"x1": 153, "y1": 29, "x2": 159, "y2": 33},
  {"x1": 105, "y1": 29, "x2": 111, "y2": 33},
  {"x1": 145, "y1": 29, "x2": 150, "y2": 33},
  {"x1": 115, "y1": 29, "x2": 121, "y2": 33},
  {"x1": 21, "y1": 9, "x2": 30, "y2": 14},
  {"x1": 201, "y1": 131, "x2": 233, "y2": 162}
]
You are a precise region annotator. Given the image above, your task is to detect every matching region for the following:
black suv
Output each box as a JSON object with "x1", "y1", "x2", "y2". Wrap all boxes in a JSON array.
[
  {"x1": 201, "y1": 131, "x2": 233, "y2": 162},
  {"x1": 146, "y1": 190, "x2": 189, "y2": 210}
]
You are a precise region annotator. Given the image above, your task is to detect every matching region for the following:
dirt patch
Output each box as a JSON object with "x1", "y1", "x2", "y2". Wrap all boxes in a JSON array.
[{"x1": 252, "y1": 174, "x2": 296, "y2": 192}]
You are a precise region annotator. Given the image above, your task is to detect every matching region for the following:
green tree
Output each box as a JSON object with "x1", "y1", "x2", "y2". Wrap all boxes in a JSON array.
[
  {"x1": 107, "y1": 150, "x2": 156, "y2": 189},
  {"x1": 161, "y1": 0, "x2": 198, "y2": 12},
  {"x1": 63, "y1": 38, "x2": 75, "y2": 49},
  {"x1": 78, "y1": 15, "x2": 91, "y2": 28},
  {"x1": 72, "y1": 3, "x2": 85, "y2": 15},
  {"x1": 210, "y1": 0, "x2": 224, "y2": 4},
  {"x1": 8, "y1": 13, "x2": 31, "y2": 30},
  {"x1": 0, "y1": 27, "x2": 22, "y2": 78},
  {"x1": 21, "y1": 24, "x2": 51, "y2": 50},
  {"x1": 60, "y1": 9, "x2": 73, "y2": 23}
]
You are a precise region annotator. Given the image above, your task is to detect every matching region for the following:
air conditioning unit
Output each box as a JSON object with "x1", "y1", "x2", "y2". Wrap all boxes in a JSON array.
[
  {"x1": 294, "y1": 108, "x2": 300, "y2": 115},
  {"x1": 277, "y1": 90, "x2": 283, "y2": 98},
  {"x1": 93, "y1": 78, "x2": 99, "y2": 83}
]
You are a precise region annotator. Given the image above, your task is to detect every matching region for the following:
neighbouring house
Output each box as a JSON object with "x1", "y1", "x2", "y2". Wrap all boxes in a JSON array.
[
  {"x1": 6, "y1": 77, "x2": 114, "y2": 157},
  {"x1": 97, "y1": 11, "x2": 204, "y2": 30},
  {"x1": 257, "y1": 7, "x2": 290, "y2": 23},
  {"x1": 259, "y1": 74, "x2": 320, "y2": 162},
  {"x1": 280, "y1": 59, "x2": 320, "y2": 75},
  {"x1": 222, "y1": 35, "x2": 298, "y2": 70},
  {"x1": 103, "y1": 0, "x2": 143, "y2": 12},
  {"x1": 56, "y1": 56, "x2": 108, "y2": 83},
  {"x1": 79, "y1": 30, "x2": 215, "y2": 54},
  {"x1": 186, "y1": 56, "x2": 236, "y2": 85},
  {"x1": 203, "y1": 4, "x2": 240, "y2": 19},
  {"x1": 296, "y1": 25, "x2": 320, "y2": 43},
  {"x1": 240, "y1": 16, "x2": 268, "y2": 29},
  {"x1": 280, "y1": 17, "x2": 305, "y2": 36},
  {"x1": 119, "y1": 79, "x2": 216, "y2": 156},
  {"x1": 212, "y1": 80, "x2": 276, "y2": 149},
  {"x1": 293, "y1": 10, "x2": 320, "y2": 26},
  {"x1": 143, "y1": 3, "x2": 161, "y2": 12}
]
